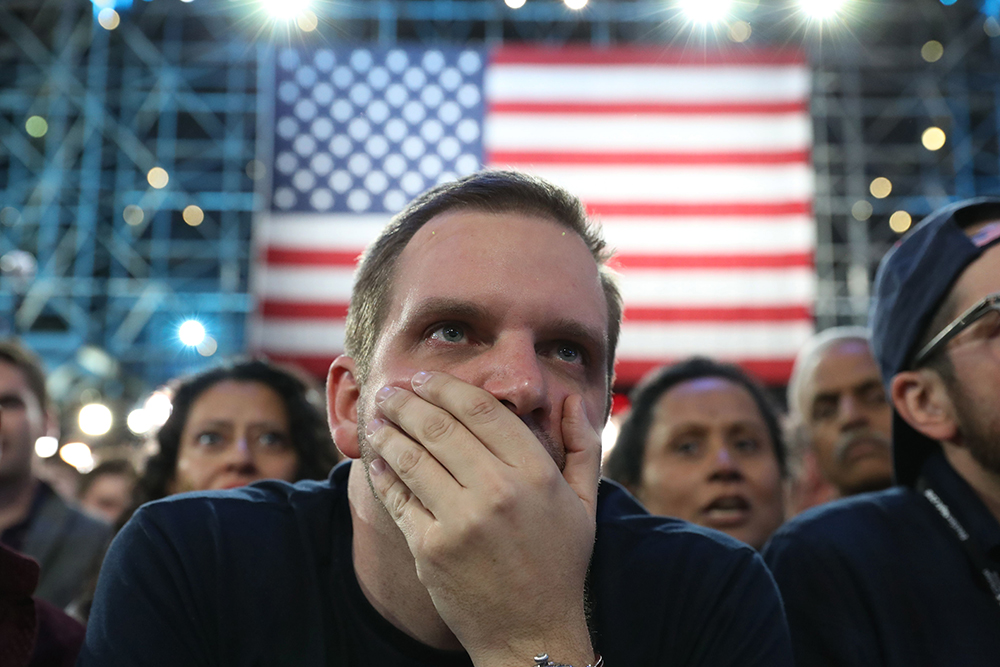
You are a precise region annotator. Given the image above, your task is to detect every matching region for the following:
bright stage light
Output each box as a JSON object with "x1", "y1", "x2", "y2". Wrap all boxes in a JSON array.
[
  {"x1": 35, "y1": 436, "x2": 59, "y2": 458},
  {"x1": 79, "y1": 403, "x2": 113, "y2": 436},
  {"x1": 179, "y1": 319, "x2": 206, "y2": 347},
  {"x1": 60, "y1": 442, "x2": 95, "y2": 474},
  {"x1": 678, "y1": 0, "x2": 734, "y2": 24},
  {"x1": 505, "y1": 0, "x2": 527, "y2": 7},
  {"x1": 564, "y1": 0, "x2": 588, "y2": 9},
  {"x1": 798, "y1": 0, "x2": 849, "y2": 20},
  {"x1": 259, "y1": 0, "x2": 312, "y2": 21}
]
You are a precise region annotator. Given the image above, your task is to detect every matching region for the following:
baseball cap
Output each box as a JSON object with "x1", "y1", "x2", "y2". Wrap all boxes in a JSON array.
[{"x1": 869, "y1": 196, "x2": 1000, "y2": 487}]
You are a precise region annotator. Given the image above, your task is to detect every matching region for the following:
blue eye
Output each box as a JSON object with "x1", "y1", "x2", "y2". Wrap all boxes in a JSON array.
[
  {"x1": 556, "y1": 344, "x2": 582, "y2": 363},
  {"x1": 430, "y1": 324, "x2": 466, "y2": 343},
  {"x1": 196, "y1": 432, "x2": 224, "y2": 447}
]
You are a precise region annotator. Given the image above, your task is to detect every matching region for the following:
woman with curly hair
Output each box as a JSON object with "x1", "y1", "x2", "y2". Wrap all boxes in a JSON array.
[{"x1": 132, "y1": 358, "x2": 340, "y2": 507}]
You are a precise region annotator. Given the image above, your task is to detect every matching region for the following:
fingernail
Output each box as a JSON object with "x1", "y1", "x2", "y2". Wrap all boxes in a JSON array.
[
  {"x1": 375, "y1": 385, "x2": 396, "y2": 404},
  {"x1": 365, "y1": 418, "x2": 384, "y2": 437},
  {"x1": 411, "y1": 371, "x2": 431, "y2": 388},
  {"x1": 370, "y1": 457, "x2": 386, "y2": 476}
]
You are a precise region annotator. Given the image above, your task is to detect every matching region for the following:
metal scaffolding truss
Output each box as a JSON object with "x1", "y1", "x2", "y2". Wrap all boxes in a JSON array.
[{"x1": 0, "y1": 0, "x2": 998, "y2": 398}]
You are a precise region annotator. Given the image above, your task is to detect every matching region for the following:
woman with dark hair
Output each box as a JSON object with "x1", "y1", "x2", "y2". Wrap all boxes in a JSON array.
[
  {"x1": 605, "y1": 357, "x2": 787, "y2": 550},
  {"x1": 131, "y1": 358, "x2": 339, "y2": 509}
]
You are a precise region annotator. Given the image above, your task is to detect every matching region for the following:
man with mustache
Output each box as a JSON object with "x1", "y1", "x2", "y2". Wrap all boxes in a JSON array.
[
  {"x1": 764, "y1": 197, "x2": 1000, "y2": 665},
  {"x1": 81, "y1": 171, "x2": 792, "y2": 666},
  {"x1": 785, "y1": 328, "x2": 893, "y2": 513}
]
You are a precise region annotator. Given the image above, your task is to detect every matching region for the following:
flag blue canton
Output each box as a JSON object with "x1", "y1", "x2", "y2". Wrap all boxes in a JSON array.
[{"x1": 271, "y1": 46, "x2": 486, "y2": 214}]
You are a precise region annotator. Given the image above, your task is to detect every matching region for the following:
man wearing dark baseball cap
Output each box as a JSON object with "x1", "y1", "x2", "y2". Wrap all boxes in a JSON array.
[{"x1": 763, "y1": 196, "x2": 1000, "y2": 666}]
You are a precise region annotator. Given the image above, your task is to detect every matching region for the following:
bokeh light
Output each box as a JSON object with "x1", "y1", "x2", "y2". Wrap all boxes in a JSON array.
[
  {"x1": 144, "y1": 391, "x2": 173, "y2": 428},
  {"x1": 0, "y1": 207, "x2": 22, "y2": 225},
  {"x1": 601, "y1": 419, "x2": 619, "y2": 456},
  {"x1": 869, "y1": 177, "x2": 892, "y2": 199},
  {"x1": 851, "y1": 200, "x2": 873, "y2": 221},
  {"x1": 246, "y1": 159, "x2": 266, "y2": 180},
  {"x1": 123, "y1": 204, "x2": 144, "y2": 226},
  {"x1": 197, "y1": 336, "x2": 218, "y2": 357},
  {"x1": 921, "y1": 40, "x2": 944, "y2": 62},
  {"x1": 97, "y1": 8, "x2": 120, "y2": 31},
  {"x1": 297, "y1": 10, "x2": 318, "y2": 31},
  {"x1": 34, "y1": 436, "x2": 58, "y2": 458},
  {"x1": 986, "y1": 17, "x2": 1000, "y2": 38},
  {"x1": 147, "y1": 167, "x2": 169, "y2": 189},
  {"x1": 889, "y1": 210, "x2": 912, "y2": 233},
  {"x1": 183, "y1": 205, "x2": 205, "y2": 226},
  {"x1": 25, "y1": 116, "x2": 48, "y2": 138},
  {"x1": 60, "y1": 442, "x2": 95, "y2": 474},
  {"x1": 179, "y1": 319, "x2": 207, "y2": 346},
  {"x1": 922, "y1": 126, "x2": 946, "y2": 151},
  {"x1": 79, "y1": 403, "x2": 113, "y2": 436},
  {"x1": 729, "y1": 20, "x2": 752, "y2": 42},
  {"x1": 127, "y1": 408, "x2": 153, "y2": 435},
  {"x1": 505, "y1": 0, "x2": 527, "y2": 7},
  {"x1": 564, "y1": 0, "x2": 588, "y2": 9}
]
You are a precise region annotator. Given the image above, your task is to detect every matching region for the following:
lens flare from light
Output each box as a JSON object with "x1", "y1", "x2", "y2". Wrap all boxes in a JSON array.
[
  {"x1": 127, "y1": 408, "x2": 152, "y2": 435},
  {"x1": 798, "y1": 0, "x2": 849, "y2": 19},
  {"x1": 678, "y1": 0, "x2": 733, "y2": 24},
  {"x1": 179, "y1": 320, "x2": 206, "y2": 347},
  {"x1": 145, "y1": 391, "x2": 173, "y2": 428},
  {"x1": 259, "y1": 0, "x2": 312, "y2": 21}
]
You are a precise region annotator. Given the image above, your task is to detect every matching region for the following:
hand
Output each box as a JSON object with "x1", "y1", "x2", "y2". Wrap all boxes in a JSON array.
[{"x1": 366, "y1": 370, "x2": 601, "y2": 667}]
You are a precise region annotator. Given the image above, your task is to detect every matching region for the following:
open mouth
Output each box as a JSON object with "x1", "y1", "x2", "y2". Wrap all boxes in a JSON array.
[{"x1": 702, "y1": 495, "x2": 751, "y2": 527}]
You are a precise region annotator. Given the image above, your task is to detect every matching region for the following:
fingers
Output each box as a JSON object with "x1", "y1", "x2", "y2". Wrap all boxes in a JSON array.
[
  {"x1": 406, "y1": 371, "x2": 552, "y2": 468},
  {"x1": 366, "y1": 453, "x2": 435, "y2": 540},
  {"x1": 560, "y1": 394, "x2": 602, "y2": 517}
]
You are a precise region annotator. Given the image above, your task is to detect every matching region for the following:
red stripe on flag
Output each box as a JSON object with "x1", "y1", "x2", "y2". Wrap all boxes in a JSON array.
[
  {"x1": 491, "y1": 45, "x2": 806, "y2": 66},
  {"x1": 265, "y1": 248, "x2": 361, "y2": 266},
  {"x1": 614, "y1": 358, "x2": 796, "y2": 386},
  {"x1": 488, "y1": 101, "x2": 809, "y2": 115},
  {"x1": 586, "y1": 201, "x2": 812, "y2": 217},
  {"x1": 260, "y1": 301, "x2": 350, "y2": 318},
  {"x1": 623, "y1": 305, "x2": 811, "y2": 322},
  {"x1": 487, "y1": 150, "x2": 809, "y2": 166},
  {"x1": 610, "y1": 253, "x2": 813, "y2": 270}
]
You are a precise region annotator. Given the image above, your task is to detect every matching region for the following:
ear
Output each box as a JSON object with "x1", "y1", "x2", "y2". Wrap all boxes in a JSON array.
[
  {"x1": 891, "y1": 370, "x2": 957, "y2": 443},
  {"x1": 327, "y1": 355, "x2": 361, "y2": 459}
]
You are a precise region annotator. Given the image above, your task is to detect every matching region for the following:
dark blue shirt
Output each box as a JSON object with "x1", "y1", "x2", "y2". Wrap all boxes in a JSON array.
[
  {"x1": 763, "y1": 452, "x2": 1000, "y2": 667},
  {"x1": 81, "y1": 461, "x2": 792, "y2": 666}
]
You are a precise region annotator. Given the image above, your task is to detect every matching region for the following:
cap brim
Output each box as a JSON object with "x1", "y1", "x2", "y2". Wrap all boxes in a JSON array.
[{"x1": 891, "y1": 410, "x2": 940, "y2": 487}]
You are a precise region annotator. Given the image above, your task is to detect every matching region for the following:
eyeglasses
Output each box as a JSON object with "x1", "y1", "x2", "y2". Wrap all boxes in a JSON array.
[{"x1": 911, "y1": 292, "x2": 1000, "y2": 368}]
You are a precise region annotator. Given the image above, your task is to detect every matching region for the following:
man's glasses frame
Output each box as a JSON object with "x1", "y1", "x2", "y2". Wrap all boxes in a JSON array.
[{"x1": 911, "y1": 292, "x2": 1000, "y2": 368}]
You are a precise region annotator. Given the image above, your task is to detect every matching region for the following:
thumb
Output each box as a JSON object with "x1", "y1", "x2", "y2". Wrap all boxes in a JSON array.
[{"x1": 561, "y1": 394, "x2": 602, "y2": 517}]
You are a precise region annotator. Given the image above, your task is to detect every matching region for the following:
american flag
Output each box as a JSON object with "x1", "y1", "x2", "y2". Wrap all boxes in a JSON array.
[{"x1": 250, "y1": 45, "x2": 814, "y2": 387}]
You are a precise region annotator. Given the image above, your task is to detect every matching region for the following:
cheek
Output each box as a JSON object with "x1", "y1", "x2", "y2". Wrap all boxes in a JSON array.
[{"x1": 638, "y1": 455, "x2": 701, "y2": 517}]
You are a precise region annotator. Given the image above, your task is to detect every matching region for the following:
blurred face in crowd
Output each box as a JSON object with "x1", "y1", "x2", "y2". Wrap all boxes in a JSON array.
[
  {"x1": 633, "y1": 376, "x2": 785, "y2": 550},
  {"x1": 0, "y1": 361, "x2": 47, "y2": 485},
  {"x1": 801, "y1": 340, "x2": 893, "y2": 496},
  {"x1": 80, "y1": 472, "x2": 135, "y2": 524},
  {"x1": 168, "y1": 380, "x2": 299, "y2": 494}
]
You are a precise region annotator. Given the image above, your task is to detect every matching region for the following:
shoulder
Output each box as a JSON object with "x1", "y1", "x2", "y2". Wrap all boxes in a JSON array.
[
  {"x1": 31, "y1": 485, "x2": 111, "y2": 548},
  {"x1": 767, "y1": 487, "x2": 921, "y2": 555}
]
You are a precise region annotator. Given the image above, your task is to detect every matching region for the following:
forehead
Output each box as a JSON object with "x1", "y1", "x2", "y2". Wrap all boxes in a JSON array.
[
  {"x1": 0, "y1": 360, "x2": 34, "y2": 396},
  {"x1": 652, "y1": 377, "x2": 764, "y2": 427},
  {"x1": 808, "y1": 341, "x2": 879, "y2": 393},
  {"x1": 386, "y1": 209, "x2": 608, "y2": 332},
  {"x1": 188, "y1": 380, "x2": 288, "y2": 419}
]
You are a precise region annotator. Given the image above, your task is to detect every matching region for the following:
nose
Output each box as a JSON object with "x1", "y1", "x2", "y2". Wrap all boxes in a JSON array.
[
  {"x1": 837, "y1": 394, "x2": 868, "y2": 431},
  {"x1": 477, "y1": 333, "x2": 550, "y2": 420},
  {"x1": 709, "y1": 443, "x2": 744, "y2": 482},
  {"x1": 225, "y1": 436, "x2": 258, "y2": 471}
]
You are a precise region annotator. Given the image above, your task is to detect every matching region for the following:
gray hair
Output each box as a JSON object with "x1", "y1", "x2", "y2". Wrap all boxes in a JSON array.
[{"x1": 787, "y1": 326, "x2": 873, "y2": 425}]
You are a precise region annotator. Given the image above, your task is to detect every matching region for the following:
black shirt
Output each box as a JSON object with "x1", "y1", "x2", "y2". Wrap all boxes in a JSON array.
[
  {"x1": 81, "y1": 461, "x2": 792, "y2": 666},
  {"x1": 763, "y1": 451, "x2": 1000, "y2": 667}
]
